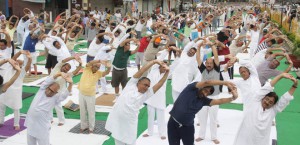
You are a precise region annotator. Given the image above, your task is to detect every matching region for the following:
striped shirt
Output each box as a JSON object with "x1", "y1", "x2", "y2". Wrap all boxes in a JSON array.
[{"x1": 254, "y1": 41, "x2": 268, "y2": 55}]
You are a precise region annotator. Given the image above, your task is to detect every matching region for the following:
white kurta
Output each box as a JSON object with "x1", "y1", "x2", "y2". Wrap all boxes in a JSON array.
[
  {"x1": 172, "y1": 41, "x2": 199, "y2": 92},
  {"x1": 233, "y1": 82, "x2": 293, "y2": 145},
  {"x1": 249, "y1": 30, "x2": 260, "y2": 58},
  {"x1": 222, "y1": 60, "x2": 261, "y2": 112},
  {"x1": 105, "y1": 77, "x2": 154, "y2": 144},
  {"x1": 25, "y1": 76, "x2": 70, "y2": 140},
  {"x1": 0, "y1": 66, "x2": 26, "y2": 109}
]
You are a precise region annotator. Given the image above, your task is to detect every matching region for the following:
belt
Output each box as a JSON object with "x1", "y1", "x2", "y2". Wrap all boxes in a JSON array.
[{"x1": 172, "y1": 116, "x2": 183, "y2": 128}]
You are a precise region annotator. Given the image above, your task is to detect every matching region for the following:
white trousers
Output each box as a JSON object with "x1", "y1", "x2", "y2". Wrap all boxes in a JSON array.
[
  {"x1": 17, "y1": 32, "x2": 23, "y2": 44},
  {"x1": 27, "y1": 134, "x2": 50, "y2": 145},
  {"x1": 100, "y1": 77, "x2": 107, "y2": 93},
  {"x1": 79, "y1": 92, "x2": 95, "y2": 130},
  {"x1": 115, "y1": 139, "x2": 136, "y2": 145},
  {"x1": 172, "y1": 90, "x2": 181, "y2": 103},
  {"x1": 0, "y1": 103, "x2": 20, "y2": 126},
  {"x1": 54, "y1": 103, "x2": 65, "y2": 124},
  {"x1": 147, "y1": 105, "x2": 166, "y2": 137},
  {"x1": 197, "y1": 95, "x2": 219, "y2": 140}
]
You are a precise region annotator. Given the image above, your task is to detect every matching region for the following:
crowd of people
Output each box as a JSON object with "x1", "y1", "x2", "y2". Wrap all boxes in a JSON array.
[{"x1": 0, "y1": 2, "x2": 298, "y2": 145}]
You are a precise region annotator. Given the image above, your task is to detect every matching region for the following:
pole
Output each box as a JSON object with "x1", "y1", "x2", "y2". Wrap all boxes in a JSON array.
[{"x1": 281, "y1": 0, "x2": 283, "y2": 26}]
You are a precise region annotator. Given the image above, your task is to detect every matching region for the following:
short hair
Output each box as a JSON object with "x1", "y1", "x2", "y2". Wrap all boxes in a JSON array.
[
  {"x1": 110, "y1": 23, "x2": 116, "y2": 27},
  {"x1": 203, "y1": 86, "x2": 215, "y2": 95},
  {"x1": 190, "y1": 47, "x2": 197, "y2": 51},
  {"x1": 138, "y1": 77, "x2": 151, "y2": 83},
  {"x1": 52, "y1": 30, "x2": 57, "y2": 34},
  {"x1": 0, "y1": 39, "x2": 7, "y2": 45},
  {"x1": 53, "y1": 41, "x2": 58, "y2": 46},
  {"x1": 269, "y1": 39, "x2": 276, "y2": 45},
  {"x1": 0, "y1": 75, "x2": 3, "y2": 85},
  {"x1": 127, "y1": 20, "x2": 134, "y2": 26},
  {"x1": 98, "y1": 35, "x2": 104, "y2": 42},
  {"x1": 91, "y1": 22, "x2": 96, "y2": 27},
  {"x1": 264, "y1": 92, "x2": 279, "y2": 104}
]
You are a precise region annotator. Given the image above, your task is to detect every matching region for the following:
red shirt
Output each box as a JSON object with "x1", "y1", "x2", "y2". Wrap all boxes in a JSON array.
[
  {"x1": 138, "y1": 37, "x2": 150, "y2": 52},
  {"x1": 218, "y1": 46, "x2": 230, "y2": 65}
]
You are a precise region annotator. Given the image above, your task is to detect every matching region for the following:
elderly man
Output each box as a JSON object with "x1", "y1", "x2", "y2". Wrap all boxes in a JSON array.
[
  {"x1": 25, "y1": 72, "x2": 73, "y2": 145},
  {"x1": 195, "y1": 41, "x2": 231, "y2": 144},
  {"x1": 105, "y1": 59, "x2": 170, "y2": 145},
  {"x1": 78, "y1": 59, "x2": 111, "y2": 133},
  {"x1": 233, "y1": 73, "x2": 298, "y2": 145},
  {"x1": 50, "y1": 56, "x2": 82, "y2": 126},
  {"x1": 257, "y1": 52, "x2": 292, "y2": 85}
]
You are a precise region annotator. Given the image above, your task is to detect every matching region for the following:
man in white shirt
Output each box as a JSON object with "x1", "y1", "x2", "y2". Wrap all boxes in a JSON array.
[
  {"x1": 25, "y1": 73, "x2": 73, "y2": 145},
  {"x1": 106, "y1": 59, "x2": 170, "y2": 145},
  {"x1": 233, "y1": 73, "x2": 298, "y2": 145}
]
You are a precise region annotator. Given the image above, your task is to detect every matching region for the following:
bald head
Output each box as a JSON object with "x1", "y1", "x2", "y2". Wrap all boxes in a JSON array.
[{"x1": 45, "y1": 82, "x2": 60, "y2": 97}]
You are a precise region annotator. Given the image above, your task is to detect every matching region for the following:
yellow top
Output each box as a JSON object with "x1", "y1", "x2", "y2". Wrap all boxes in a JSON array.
[
  {"x1": 78, "y1": 66, "x2": 102, "y2": 96},
  {"x1": 6, "y1": 27, "x2": 16, "y2": 41}
]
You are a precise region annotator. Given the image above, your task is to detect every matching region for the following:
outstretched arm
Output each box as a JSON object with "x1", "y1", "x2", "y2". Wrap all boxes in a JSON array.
[
  {"x1": 210, "y1": 88, "x2": 238, "y2": 105},
  {"x1": 133, "y1": 60, "x2": 165, "y2": 79}
]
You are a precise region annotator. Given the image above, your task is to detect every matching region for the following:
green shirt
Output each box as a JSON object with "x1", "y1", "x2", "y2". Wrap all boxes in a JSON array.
[{"x1": 112, "y1": 46, "x2": 131, "y2": 69}]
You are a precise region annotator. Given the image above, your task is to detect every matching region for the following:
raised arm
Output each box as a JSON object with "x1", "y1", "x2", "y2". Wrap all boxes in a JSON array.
[
  {"x1": 211, "y1": 44, "x2": 220, "y2": 66},
  {"x1": 0, "y1": 31, "x2": 11, "y2": 48},
  {"x1": 210, "y1": 88, "x2": 238, "y2": 105},
  {"x1": 119, "y1": 38, "x2": 134, "y2": 47},
  {"x1": 1, "y1": 60, "x2": 21, "y2": 93},
  {"x1": 71, "y1": 56, "x2": 82, "y2": 76},
  {"x1": 152, "y1": 66, "x2": 170, "y2": 93},
  {"x1": 133, "y1": 60, "x2": 165, "y2": 79}
]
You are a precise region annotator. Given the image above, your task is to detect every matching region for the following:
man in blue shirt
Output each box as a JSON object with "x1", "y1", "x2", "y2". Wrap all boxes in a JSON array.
[
  {"x1": 168, "y1": 80, "x2": 238, "y2": 145},
  {"x1": 23, "y1": 27, "x2": 40, "y2": 76}
]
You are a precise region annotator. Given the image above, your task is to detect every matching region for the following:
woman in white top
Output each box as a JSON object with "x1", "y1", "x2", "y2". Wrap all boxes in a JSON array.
[{"x1": 248, "y1": 23, "x2": 261, "y2": 58}]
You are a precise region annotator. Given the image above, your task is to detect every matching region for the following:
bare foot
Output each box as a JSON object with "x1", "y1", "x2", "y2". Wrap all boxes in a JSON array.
[
  {"x1": 212, "y1": 139, "x2": 220, "y2": 144},
  {"x1": 14, "y1": 126, "x2": 20, "y2": 130},
  {"x1": 51, "y1": 121, "x2": 54, "y2": 124},
  {"x1": 195, "y1": 137, "x2": 204, "y2": 142},
  {"x1": 80, "y1": 128, "x2": 88, "y2": 133},
  {"x1": 143, "y1": 134, "x2": 150, "y2": 137},
  {"x1": 161, "y1": 136, "x2": 166, "y2": 140},
  {"x1": 89, "y1": 130, "x2": 93, "y2": 134},
  {"x1": 58, "y1": 123, "x2": 64, "y2": 126}
]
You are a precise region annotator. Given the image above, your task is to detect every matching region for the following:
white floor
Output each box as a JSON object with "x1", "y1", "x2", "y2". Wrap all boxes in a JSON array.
[{"x1": 136, "y1": 105, "x2": 277, "y2": 145}]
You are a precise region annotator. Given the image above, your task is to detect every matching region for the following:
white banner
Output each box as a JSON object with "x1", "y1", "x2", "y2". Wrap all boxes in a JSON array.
[{"x1": 22, "y1": 0, "x2": 45, "y2": 3}]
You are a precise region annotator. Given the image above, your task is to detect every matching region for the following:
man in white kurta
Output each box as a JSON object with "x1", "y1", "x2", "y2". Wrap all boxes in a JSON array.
[
  {"x1": 233, "y1": 73, "x2": 297, "y2": 145},
  {"x1": 25, "y1": 73, "x2": 72, "y2": 145},
  {"x1": 105, "y1": 60, "x2": 170, "y2": 145},
  {"x1": 0, "y1": 51, "x2": 31, "y2": 130},
  {"x1": 172, "y1": 41, "x2": 199, "y2": 102},
  {"x1": 143, "y1": 50, "x2": 171, "y2": 139},
  {"x1": 50, "y1": 56, "x2": 82, "y2": 126}
]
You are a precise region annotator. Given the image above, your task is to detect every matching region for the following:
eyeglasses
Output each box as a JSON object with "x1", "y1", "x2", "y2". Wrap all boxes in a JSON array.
[{"x1": 47, "y1": 87, "x2": 58, "y2": 94}]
